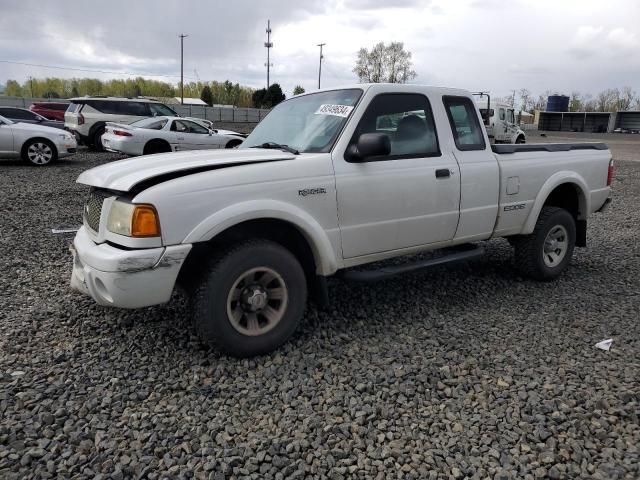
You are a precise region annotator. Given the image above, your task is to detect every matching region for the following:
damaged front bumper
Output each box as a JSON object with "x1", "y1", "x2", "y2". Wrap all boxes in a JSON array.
[{"x1": 70, "y1": 226, "x2": 192, "y2": 309}]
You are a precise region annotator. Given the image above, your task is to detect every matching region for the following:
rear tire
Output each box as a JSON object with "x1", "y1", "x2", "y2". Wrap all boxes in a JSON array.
[
  {"x1": 22, "y1": 139, "x2": 57, "y2": 166},
  {"x1": 90, "y1": 127, "x2": 106, "y2": 152},
  {"x1": 225, "y1": 139, "x2": 243, "y2": 149},
  {"x1": 143, "y1": 140, "x2": 172, "y2": 155},
  {"x1": 513, "y1": 206, "x2": 576, "y2": 280},
  {"x1": 192, "y1": 239, "x2": 307, "y2": 357},
  {"x1": 516, "y1": 135, "x2": 526, "y2": 144}
]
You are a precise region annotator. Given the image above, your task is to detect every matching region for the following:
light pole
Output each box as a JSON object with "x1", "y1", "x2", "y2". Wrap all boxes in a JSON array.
[
  {"x1": 317, "y1": 43, "x2": 325, "y2": 89},
  {"x1": 179, "y1": 34, "x2": 188, "y2": 105},
  {"x1": 264, "y1": 20, "x2": 273, "y2": 89}
]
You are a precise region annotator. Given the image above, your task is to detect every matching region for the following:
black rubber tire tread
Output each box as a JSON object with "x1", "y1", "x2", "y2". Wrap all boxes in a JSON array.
[
  {"x1": 143, "y1": 140, "x2": 172, "y2": 155},
  {"x1": 21, "y1": 138, "x2": 58, "y2": 166},
  {"x1": 514, "y1": 206, "x2": 576, "y2": 281},
  {"x1": 191, "y1": 239, "x2": 307, "y2": 357},
  {"x1": 91, "y1": 127, "x2": 105, "y2": 152},
  {"x1": 225, "y1": 139, "x2": 243, "y2": 149}
]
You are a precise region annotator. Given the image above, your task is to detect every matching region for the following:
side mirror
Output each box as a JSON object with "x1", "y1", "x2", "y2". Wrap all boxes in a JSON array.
[{"x1": 347, "y1": 133, "x2": 391, "y2": 161}]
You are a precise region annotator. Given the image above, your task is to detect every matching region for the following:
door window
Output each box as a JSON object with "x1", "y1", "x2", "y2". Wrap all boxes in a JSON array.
[
  {"x1": 443, "y1": 96, "x2": 486, "y2": 151},
  {"x1": 349, "y1": 93, "x2": 440, "y2": 160},
  {"x1": 171, "y1": 120, "x2": 209, "y2": 134},
  {"x1": 506, "y1": 109, "x2": 515, "y2": 124},
  {"x1": 499, "y1": 108, "x2": 505, "y2": 120}
]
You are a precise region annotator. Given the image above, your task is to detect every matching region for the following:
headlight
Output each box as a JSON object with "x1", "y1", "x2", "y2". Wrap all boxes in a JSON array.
[
  {"x1": 59, "y1": 133, "x2": 72, "y2": 140},
  {"x1": 107, "y1": 200, "x2": 161, "y2": 237}
]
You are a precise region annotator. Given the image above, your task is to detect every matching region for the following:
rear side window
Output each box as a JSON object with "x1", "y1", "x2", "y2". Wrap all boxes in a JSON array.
[
  {"x1": 443, "y1": 96, "x2": 486, "y2": 151},
  {"x1": 0, "y1": 108, "x2": 35, "y2": 120},
  {"x1": 67, "y1": 103, "x2": 82, "y2": 113}
]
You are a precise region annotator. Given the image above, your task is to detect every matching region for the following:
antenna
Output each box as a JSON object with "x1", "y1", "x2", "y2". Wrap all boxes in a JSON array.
[
  {"x1": 317, "y1": 43, "x2": 325, "y2": 89},
  {"x1": 264, "y1": 20, "x2": 273, "y2": 89}
]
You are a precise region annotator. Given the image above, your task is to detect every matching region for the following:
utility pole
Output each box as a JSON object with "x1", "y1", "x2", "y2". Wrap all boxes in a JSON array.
[
  {"x1": 317, "y1": 43, "x2": 325, "y2": 89},
  {"x1": 29, "y1": 76, "x2": 34, "y2": 97},
  {"x1": 179, "y1": 34, "x2": 188, "y2": 105},
  {"x1": 264, "y1": 20, "x2": 273, "y2": 89}
]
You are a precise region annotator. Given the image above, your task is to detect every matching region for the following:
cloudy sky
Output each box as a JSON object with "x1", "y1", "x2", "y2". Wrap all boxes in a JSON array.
[{"x1": 0, "y1": 0, "x2": 638, "y2": 98}]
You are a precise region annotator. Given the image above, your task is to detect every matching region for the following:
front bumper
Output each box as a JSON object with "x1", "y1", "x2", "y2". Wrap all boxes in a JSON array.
[
  {"x1": 56, "y1": 137, "x2": 78, "y2": 158},
  {"x1": 70, "y1": 226, "x2": 192, "y2": 309}
]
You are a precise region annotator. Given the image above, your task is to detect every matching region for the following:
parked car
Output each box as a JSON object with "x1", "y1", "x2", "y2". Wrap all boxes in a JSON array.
[
  {"x1": 30, "y1": 102, "x2": 70, "y2": 121},
  {"x1": 70, "y1": 84, "x2": 613, "y2": 356},
  {"x1": 64, "y1": 97, "x2": 178, "y2": 151},
  {"x1": 0, "y1": 114, "x2": 77, "y2": 165},
  {"x1": 187, "y1": 117, "x2": 247, "y2": 138},
  {"x1": 0, "y1": 106, "x2": 65, "y2": 129},
  {"x1": 101, "y1": 116, "x2": 245, "y2": 156}
]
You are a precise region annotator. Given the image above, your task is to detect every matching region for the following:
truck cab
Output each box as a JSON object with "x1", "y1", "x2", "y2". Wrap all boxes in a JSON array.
[{"x1": 475, "y1": 94, "x2": 526, "y2": 144}]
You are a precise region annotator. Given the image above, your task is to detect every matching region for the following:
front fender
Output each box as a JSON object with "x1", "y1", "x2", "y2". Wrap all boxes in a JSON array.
[
  {"x1": 182, "y1": 200, "x2": 339, "y2": 275},
  {"x1": 521, "y1": 172, "x2": 589, "y2": 234}
]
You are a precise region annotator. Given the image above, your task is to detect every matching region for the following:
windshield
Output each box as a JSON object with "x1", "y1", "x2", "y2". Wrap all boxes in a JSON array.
[{"x1": 242, "y1": 89, "x2": 362, "y2": 153}]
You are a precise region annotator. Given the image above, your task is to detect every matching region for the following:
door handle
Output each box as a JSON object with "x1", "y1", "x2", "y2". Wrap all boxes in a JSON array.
[{"x1": 435, "y1": 168, "x2": 451, "y2": 178}]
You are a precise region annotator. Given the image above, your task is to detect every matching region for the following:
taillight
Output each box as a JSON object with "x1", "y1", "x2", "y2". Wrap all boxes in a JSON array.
[
  {"x1": 607, "y1": 159, "x2": 614, "y2": 186},
  {"x1": 113, "y1": 129, "x2": 132, "y2": 137},
  {"x1": 77, "y1": 113, "x2": 85, "y2": 125}
]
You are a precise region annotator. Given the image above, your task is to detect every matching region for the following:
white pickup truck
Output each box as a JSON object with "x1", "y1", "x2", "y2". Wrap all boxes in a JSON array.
[{"x1": 70, "y1": 84, "x2": 613, "y2": 357}]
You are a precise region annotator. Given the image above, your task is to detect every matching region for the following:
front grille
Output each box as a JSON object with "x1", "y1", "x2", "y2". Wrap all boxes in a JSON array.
[{"x1": 84, "y1": 189, "x2": 112, "y2": 233}]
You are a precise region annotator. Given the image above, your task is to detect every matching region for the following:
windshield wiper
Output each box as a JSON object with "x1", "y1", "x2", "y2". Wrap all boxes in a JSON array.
[{"x1": 250, "y1": 142, "x2": 299, "y2": 155}]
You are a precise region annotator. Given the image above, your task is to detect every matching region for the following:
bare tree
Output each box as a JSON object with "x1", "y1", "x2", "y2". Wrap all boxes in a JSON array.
[
  {"x1": 518, "y1": 88, "x2": 532, "y2": 112},
  {"x1": 353, "y1": 42, "x2": 417, "y2": 83},
  {"x1": 618, "y1": 86, "x2": 636, "y2": 111}
]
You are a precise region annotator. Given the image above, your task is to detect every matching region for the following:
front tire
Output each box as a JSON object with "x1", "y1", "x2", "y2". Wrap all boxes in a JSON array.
[
  {"x1": 192, "y1": 239, "x2": 307, "y2": 357},
  {"x1": 22, "y1": 139, "x2": 57, "y2": 166},
  {"x1": 514, "y1": 206, "x2": 576, "y2": 280}
]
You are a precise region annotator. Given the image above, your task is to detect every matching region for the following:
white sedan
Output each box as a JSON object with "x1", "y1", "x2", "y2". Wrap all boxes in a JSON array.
[
  {"x1": 0, "y1": 114, "x2": 77, "y2": 166},
  {"x1": 101, "y1": 116, "x2": 245, "y2": 156}
]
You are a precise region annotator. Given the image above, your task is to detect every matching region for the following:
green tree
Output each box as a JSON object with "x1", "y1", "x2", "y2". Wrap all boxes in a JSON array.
[
  {"x1": 4, "y1": 80, "x2": 23, "y2": 96},
  {"x1": 266, "y1": 83, "x2": 286, "y2": 107},
  {"x1": 293, "y1": 85, "x2": 305, "y2": 95},
  {"x1": 252, "y1": 88, "x2": 267, "y2": 108},
  {"x1": 353, "y1": 42, "x2": 416, "y2": 83},
  {"x1": 200, "y1": 85, "x2": 213, "y2": 106}
]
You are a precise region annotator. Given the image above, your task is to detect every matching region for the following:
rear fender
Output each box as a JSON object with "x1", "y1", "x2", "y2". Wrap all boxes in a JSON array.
[{"x1": 522, "y1": 172, "x2": 589, "y2": 234}]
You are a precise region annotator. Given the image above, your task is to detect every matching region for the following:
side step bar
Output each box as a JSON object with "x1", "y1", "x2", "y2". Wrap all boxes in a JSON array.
[{"x1": 338, "y1": 245, "x2": 484, "y2": 283}]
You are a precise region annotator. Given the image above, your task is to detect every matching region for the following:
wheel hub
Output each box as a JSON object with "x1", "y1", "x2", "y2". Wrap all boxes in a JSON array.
[{"x1": 242, "y1": 285, "x2": 268, "y2": 311}]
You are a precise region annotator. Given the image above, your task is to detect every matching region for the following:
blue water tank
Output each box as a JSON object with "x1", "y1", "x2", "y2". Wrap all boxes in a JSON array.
[{"x1": 547, "y1": 95, "x2": 570, "y2": 112}]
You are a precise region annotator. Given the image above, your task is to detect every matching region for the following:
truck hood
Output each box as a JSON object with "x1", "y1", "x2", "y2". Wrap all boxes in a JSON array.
[{"x1": 77, "y1": 148, "x2": 296, "y2": 192}]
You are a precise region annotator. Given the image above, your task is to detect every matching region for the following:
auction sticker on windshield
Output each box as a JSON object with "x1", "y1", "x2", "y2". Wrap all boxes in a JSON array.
[{"x1": 315, "y1": 104, "x2": 354, "y2": 117}]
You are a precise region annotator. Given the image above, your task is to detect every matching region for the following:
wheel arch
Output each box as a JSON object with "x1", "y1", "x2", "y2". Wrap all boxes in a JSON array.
[
  {"x1": 143, "y1": 138, "x2": 172, "y2": 154},
  {"x1": 20, "y1": 136, "x2": 58, "y2": 157},
  {"x1": 522, "y1": 173, "x2": 589, "y2": 243},
  {"x1": 182, "y1": 200, "x2": 340, "y2": 276}
]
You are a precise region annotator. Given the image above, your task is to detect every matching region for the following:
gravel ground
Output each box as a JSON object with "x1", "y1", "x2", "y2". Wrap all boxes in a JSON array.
[{"x1": 1, "y1": 143, "x2": 639, "y2": 480}]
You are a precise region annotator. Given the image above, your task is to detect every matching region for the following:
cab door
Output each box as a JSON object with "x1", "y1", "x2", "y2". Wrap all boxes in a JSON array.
[
  {"x1": 170, "y1": 119, "x2": 214, "y2": 150},
  {"x1": 495, "y1": 107, "x2": 508, "y2": 142},
  {"x1": 332, "y1": 92, "x2": 461, "y2": 259}
]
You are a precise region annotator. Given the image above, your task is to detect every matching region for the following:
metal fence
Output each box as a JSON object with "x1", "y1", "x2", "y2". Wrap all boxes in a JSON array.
[{"x1": 0, "y1": 96, "x2": 269, "y2": 123}]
